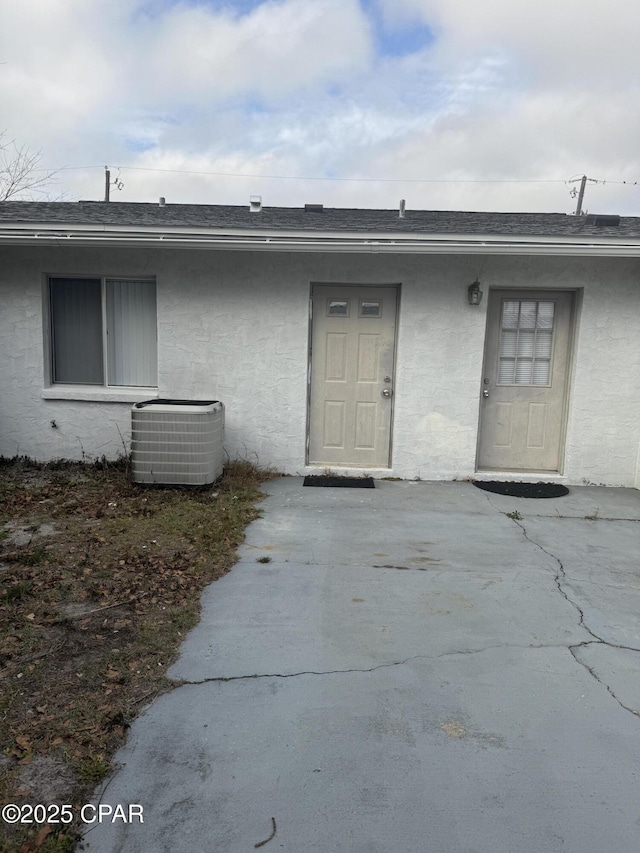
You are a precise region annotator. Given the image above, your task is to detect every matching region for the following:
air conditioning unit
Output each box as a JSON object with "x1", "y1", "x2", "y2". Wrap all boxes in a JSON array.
[{"x1": 131, "y1": 399, "x2": 224, "y2": 486}]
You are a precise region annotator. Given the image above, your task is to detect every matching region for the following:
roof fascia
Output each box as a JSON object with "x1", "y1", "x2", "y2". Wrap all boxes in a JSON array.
[{"x1": 1, "y1": 223, "x2": 640, "y2": 256}]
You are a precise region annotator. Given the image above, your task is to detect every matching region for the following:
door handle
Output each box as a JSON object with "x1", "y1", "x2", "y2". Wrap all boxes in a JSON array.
[
  {"x1": 483, "y1": 389, "x2": 490, "y2": 398},
  {"x1": 381, "y1": 388, "x2": 392, "y2": 398}
]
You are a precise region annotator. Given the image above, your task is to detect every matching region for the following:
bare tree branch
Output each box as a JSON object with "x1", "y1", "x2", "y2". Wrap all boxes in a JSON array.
[{"x1": 0, "y1": 131, "x2": 62, "y2": 201}]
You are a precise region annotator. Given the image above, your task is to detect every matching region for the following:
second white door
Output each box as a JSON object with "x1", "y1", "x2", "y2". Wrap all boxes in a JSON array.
[
  {"x1": 477, "y1": 290, "x2": 574, "y2": 472},
  {"x1": 308, "y1": 285, "x2": 398, "y2": 468}
]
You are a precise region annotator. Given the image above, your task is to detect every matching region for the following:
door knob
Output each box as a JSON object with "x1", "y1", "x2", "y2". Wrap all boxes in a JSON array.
[
  {"x1": 381, "y1": 388, "x2": 392, "y2": 398},
  {"x1": 483, "y1": 389, "x2": 490, "y2": 398}
]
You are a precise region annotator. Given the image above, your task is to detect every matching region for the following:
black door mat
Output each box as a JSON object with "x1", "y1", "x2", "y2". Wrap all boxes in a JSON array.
[
  {"x1": 304, "y1": 476, "x2": 375, "y2": 488},
  {"x1": 473, "y1": 481, "x2": 569, "y2": 498}
]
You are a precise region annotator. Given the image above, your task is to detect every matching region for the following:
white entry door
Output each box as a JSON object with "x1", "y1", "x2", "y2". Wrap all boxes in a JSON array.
[
  {"x1": 477, "y1": 290, "x2": 574, "y2": 472},
  {"x1": 308, "y1": 285, "x2": 398, "y2": 468}
]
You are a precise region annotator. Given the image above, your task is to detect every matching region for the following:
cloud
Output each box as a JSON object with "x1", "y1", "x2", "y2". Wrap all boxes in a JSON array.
[
  {"x1": 140, "y1": 0, "x2": 373, "y2": 104},
  {"x1": 0, "y1": 0, "x2": 373, "y2": 123},
  {"x1": 0, "y1": 0, "x2": 638, "y2": 213},
  {"x1": 378, "y1": 0, "x2": 640, "y2": 89}
]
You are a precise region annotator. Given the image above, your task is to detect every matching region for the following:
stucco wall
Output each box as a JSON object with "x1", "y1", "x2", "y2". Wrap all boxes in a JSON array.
[{"x1": 1, "y1": 244, "x2": 638, "y2": 486}]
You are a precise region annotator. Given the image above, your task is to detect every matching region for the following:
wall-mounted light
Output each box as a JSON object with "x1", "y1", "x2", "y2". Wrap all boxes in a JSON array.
[{"x1": 468, "y1": 279, "x2": 483, "y2": 306}]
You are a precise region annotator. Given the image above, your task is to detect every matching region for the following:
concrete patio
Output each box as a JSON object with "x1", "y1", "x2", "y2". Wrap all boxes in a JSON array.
[{"x1": 83, "y1": 478, "x2": 640, "y2": 853}]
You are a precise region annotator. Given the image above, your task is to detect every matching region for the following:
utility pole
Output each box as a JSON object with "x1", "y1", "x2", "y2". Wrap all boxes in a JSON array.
[
  {"x1": 104, "y1": 166, "x2": 110, "y2": 203},
  {"x1": 574, "y1": 174, "x2": 587, "y2": 216}
]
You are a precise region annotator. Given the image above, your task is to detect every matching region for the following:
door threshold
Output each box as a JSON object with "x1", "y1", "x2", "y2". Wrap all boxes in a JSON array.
[
  {"x1": 304, "y1": 465, "x2": 392, "y2": 478},
  {"x1": 474, "y1": 471, "x2": 566, "y2": 483}
]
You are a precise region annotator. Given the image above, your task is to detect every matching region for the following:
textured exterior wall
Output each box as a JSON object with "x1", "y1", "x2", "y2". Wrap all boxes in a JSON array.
[
  {"x1": 1, "y1": 244, "x2": 639, "y2": 486},
  {"x1": 562, "y1": 262, "x2": 640, "y2": 487}
]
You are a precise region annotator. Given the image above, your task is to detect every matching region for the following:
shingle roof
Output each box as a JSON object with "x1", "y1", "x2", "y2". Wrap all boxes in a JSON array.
[{"x1": 1, "y1": 201, "x2": 640, "y2": 239}]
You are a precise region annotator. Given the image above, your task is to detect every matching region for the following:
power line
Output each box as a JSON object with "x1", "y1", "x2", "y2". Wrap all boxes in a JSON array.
[
  {"x1": 33, "y1": 163, "x2": 572, "y2": 184},
  {"x1": 115, "y1": 166, "x2": 575, "y2": 184},
  {"x1": 567, "y1": 174, "x2": 639, "y2": 187},
  {"x1": 31, "y1": 162, "x2": 640, "y2": 186},
  {"x1": 114, "y1": 166, "x2": 572, "y2": 184}
]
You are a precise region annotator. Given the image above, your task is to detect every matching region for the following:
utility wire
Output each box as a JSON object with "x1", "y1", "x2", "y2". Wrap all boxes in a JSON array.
[
  {"x1": 30, "y1": 163, "x2": 640, "y2": 186},
  {"x1": 29, "y1": 164, "x2": 581, "y2": 184},
  {"x1": 114, "y1": 166, "x2": 569, "y2": 184}
]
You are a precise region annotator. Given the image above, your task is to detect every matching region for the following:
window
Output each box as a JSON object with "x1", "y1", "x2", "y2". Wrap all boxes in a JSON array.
[
  {"x1": 359, "y1": 300, "x2": 381, "y2": 317},
  {"x1": 327, "y1": 299, "x2": 349, "y2": 316},
  {"x1": 497, "y1": 299, "x2": 555, "y2": 386},
  {"x1": 49, "y1": 277, "x2": 157, "y2": 387}
]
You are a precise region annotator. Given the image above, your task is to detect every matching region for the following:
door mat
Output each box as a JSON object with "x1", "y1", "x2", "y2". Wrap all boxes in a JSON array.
[
  {"x1": 473, "y1": 481, "x2": 569, "y2": 498},
  {"x1": 303, "y1": 476, "x2": 375, "y2": 488}
]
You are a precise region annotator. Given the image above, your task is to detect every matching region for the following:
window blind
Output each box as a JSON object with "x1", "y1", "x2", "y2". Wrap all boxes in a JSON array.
[
  {"x1": 106, "y1": 279, "x2": 158, "y2": 387},
  {"x1": 50, "y1": 278, "x2": 103, "y2": 384}
]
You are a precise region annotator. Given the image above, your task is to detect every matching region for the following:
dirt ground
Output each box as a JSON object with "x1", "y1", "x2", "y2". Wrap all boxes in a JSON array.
[{"x1": 0, "y1": 458, "x2": 274, "y2": 853}]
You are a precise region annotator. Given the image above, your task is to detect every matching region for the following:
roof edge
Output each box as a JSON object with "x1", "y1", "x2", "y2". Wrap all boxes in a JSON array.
[{"x1": 2, "y1": 225, "x2": 640, "y2": 257}]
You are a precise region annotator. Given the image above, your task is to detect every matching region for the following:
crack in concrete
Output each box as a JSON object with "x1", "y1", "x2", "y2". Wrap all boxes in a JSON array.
[
  {"x1": 509, "y1": 515, "x2": 604, "y2": 643},
  {"x1": 574, "y1": 516, "x2": 640, "y2": 523},
  {"x1": 569, "y1": 644, "x2": 640, "y2": 718},
  {"x1": 482, "y1": 492, "x2": 640, "y2": 719},
  {"x1": 172, "y1": 641, "x2": 619, "y2": 687},
  {"x1": 512, "y1": 515, "x2": 640, "y2": 523},
  {"x1": 175, "y1": 659, "x2": 431, "y2": 686}
]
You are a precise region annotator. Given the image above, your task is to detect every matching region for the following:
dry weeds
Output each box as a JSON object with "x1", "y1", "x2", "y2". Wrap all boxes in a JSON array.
[{"x1": 0, "y1": 458, "x2": 275, "y2": 852}]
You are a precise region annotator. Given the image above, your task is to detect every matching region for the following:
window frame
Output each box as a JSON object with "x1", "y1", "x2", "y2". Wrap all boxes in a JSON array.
[
  {"x1": 327, "y1": 298, "x2": 350, "y2": 317},
  {"x1": 359, "y1": 298, "x2": 383, "y2": 318},
  {"x1": 47, "y1": 274, "x2": 158, "y2": 389},
  {"x1": 495, "y1": 297, "x2": 557, "y2": 388}
]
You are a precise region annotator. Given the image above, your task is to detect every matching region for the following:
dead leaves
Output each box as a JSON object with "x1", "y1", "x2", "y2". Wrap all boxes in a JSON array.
[
  {"x1": 1, "y1": 459, "x2": 270, "y2": 850},
  {"x1": 19, "y1": 824, "x2": 52, "y2": 852},
  {"x1": 8, "y1": 736, "x2": 34, "y2": 765}
]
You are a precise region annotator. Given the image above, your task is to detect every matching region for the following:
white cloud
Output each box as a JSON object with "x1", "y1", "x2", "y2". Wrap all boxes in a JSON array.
[
  {"x1": 141, "y1": 0, "x2": 373, "y2": 104},
  {"x1": 379, "y1": 0, "x2": 640, "y2": 89},
  {"x1": 0, "y1": 0, "x2": 639, "y2": 213}
]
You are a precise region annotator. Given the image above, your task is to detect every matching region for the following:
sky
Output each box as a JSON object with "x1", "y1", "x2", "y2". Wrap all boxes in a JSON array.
[{"x1": 1, "y1": 0, "x2": 639, "y2": 214}]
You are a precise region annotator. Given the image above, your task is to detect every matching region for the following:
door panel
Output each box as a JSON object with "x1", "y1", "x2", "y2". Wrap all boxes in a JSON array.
[
  {"x1": 309, "y1": 285, "x2": 397, "y2": 467},
  {"x1": 323, "y1": 401, "x2": 345, "y2": 448},
  {"x1": 477, "y1": 290, "x2": 574, "y2": 472},
  {"x1": 326, "y1": 334, "x2": 347, "y2": 381}
]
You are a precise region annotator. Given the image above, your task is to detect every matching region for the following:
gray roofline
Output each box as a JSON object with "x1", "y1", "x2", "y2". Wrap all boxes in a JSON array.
[
  {"x1": 1, "y1": 201, "x2": 640, "y2": 255},
  {"x1": 2, "y1": 222, "x2": 640, "y2": 256}
]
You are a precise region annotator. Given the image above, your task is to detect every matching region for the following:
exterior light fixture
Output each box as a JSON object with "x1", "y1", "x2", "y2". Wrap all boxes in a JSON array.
[{"x1": 468, "y1": 279, "x2": 483, "y2": 305}]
